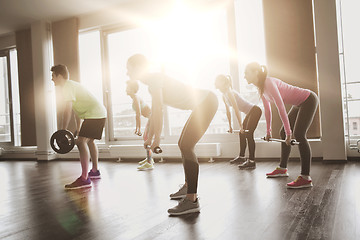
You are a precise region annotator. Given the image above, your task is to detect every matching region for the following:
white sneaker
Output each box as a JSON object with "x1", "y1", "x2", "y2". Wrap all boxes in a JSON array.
[
  {"x1": 138, "y1": 158, "x2": 154, "y2": 165},
  {"x1": 137, "y1": 161, "x2": 154, "y2": 171}
]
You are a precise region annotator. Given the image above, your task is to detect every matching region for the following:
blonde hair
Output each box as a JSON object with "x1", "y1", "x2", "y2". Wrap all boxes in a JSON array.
[
  {"x1": 215, "y1": 74, "x2": 233, "y2": 89},
  {"x1": 127, "y1": 54, "x2": 149, "y2": 70}
]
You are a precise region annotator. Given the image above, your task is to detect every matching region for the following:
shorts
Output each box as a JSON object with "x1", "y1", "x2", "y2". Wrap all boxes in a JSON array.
[{"x1": 78, "y1": 118, "x2": 106, "y2": 140}]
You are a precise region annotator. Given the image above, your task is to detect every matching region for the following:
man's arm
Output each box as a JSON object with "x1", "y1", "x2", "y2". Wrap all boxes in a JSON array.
[{"x1": 62, "y1": 101, "x2": 73, "y2": 130}]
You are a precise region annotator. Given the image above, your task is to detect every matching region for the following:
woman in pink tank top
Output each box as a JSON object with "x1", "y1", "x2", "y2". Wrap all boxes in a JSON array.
[{"x1": 245, "y1": 62, "x2": 319, "y2": 189}]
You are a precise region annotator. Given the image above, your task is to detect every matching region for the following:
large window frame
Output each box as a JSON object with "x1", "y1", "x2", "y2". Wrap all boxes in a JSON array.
[
  {"x1": 101, "y1": 5, "x2": 239, "y2": 143},
  {"x1": 336, "y1": 0, "x2": 360, "y2": 151},
  {"x1": 0, "y1": 48, "x2": 20, "y2": 146},
  {"x1": 79, "y1": 1, "x2": 267, "y2": 144}
]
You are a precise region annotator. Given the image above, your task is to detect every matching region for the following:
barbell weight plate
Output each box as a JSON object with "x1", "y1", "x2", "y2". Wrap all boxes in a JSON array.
[{"x1": 50, "y1": 130, "x2": 75, "y2": 154}]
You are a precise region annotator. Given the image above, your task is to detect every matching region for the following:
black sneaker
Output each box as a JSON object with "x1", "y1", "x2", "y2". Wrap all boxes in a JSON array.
[
  {"x1": 238, "y1": 160, "x2": 256, "y2": 170},
  {"x1": 229, "y1": 156, "x2": 246, "y2": 164}
]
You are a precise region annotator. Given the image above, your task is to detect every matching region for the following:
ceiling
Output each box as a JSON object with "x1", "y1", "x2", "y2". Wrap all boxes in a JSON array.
[{"x1": 0, "y1": 0, "x2": 132, "y2": 36}]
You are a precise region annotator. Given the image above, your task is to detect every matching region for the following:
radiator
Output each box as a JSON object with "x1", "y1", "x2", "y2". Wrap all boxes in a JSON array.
[{"x1": 109, "y1": 143, "x2": 221, "y2": 162}]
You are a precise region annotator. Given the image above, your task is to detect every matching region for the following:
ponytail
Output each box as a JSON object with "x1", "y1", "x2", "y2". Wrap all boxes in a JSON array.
[
  {"x1": 245, "y1": 62, "x2": 268, "y2": 97},
  {"x1": 225, "y1": 75, "x2": 233, "y2": 89},
  {"x1": 258, "y1": 65, "x2": 268, "y2": 96},
  {"x1": 215, "y1": 74, "x2": 233, "y2": 89}
]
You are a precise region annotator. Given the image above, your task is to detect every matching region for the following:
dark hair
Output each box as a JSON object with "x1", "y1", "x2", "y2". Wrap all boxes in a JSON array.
[
  {"x1": 51, "y1": 64, "x2": 69, "y2": 79},
  {"x1": 215, "y1": 74, "x2": 233, "y2": 89},
  {"x1": 127, "y1": 54, "x2": 149, "y2": 70},
  {"x1": 126, "y1": 80, "x2": 139, "y2": 93},
  {"x1": 245, "y1": 62, "x2": 268, "y2": 96}
]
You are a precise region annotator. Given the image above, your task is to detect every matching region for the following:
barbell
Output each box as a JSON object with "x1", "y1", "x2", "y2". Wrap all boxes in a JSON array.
[
  {"x1": 231, "y1": 130, "x2": 249, "y2": 133},
  {"x1": 261, "y1": 137, "x2": 299, "y2": 146}
]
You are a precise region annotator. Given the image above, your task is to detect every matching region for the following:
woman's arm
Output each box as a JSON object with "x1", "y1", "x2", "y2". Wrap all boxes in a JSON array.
[
  {"x1": 223, "y1": 96, "x2": 232, "y2": 133},
  {"x1": 133, "y1": 96, "x2": 142, "y2": 135},
  {"x1": 146, "y1": 88, "x2": 163, "y2": 150},
  {"x1": 226, "y1": 90, "x2": 243, "y2": 131},
  {"x1": 261, "y1": 96, "x2": 272, "y2": 137},
  {"x1": 266, "y1": 80, "x2": 292, "y2": 136}
]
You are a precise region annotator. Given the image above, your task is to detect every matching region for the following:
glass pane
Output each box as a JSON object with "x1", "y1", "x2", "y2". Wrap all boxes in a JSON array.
[
  {"x1": 340, "y1": 0, "x2": 360, "y2": 84},
  {"x1": 79, "y1": 31, "x2": 104, "y2": 103},
  {"x1": 162, "y1": 8, "x2": 230, "y2": 135},
  {"x1": 10, "y1": 49, "x2": 21, "y2": 146},
  {"x1": 339, "y1": 0, "x2": 360, "y2": 145},
  {"x1": 347, "y1": 101, "x2": 360, "y2": 136},
  {"x1": 79, "y1": 31, "x2": 105, "y2": 141},
  {"x1": 0, "y1": 56, "x2": 10, "y2": 142},
  {"x1": 107, "y1": 29, "x2": 155, "y2": 139},
  {"x1": 235, "y1": 0, "x2": 267, "y2": 138},
  {"x1": 107, "y1": 8, "x2": 231, "y2": 138}
]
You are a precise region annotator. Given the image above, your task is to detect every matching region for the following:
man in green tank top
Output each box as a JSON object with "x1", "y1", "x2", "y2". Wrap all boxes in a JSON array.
[{"x1": 51, "y1": 64, "x2": 106, "y2": 189}]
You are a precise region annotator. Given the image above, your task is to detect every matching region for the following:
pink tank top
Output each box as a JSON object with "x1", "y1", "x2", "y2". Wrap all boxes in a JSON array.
[{"x1": 262, "y1": 77, "x2": 310, "y2": 135}]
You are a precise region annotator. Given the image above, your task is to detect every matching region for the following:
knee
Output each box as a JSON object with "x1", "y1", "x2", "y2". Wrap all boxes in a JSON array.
[
  {"x1": 279, "y1": 128, "x2": 286, "y2": 139},
  {"x1": 178, "y1": 141, "x2": 195, "y2": 158},
  {"x1": 178, "y1": 141, "x2": 191, "y2": 153},
  {"x1": 75, "y1": 137, "x2": 86, "y2": 146},
  {"x1": 293, "y1": 131, "x2": 306, "y2": 142}
]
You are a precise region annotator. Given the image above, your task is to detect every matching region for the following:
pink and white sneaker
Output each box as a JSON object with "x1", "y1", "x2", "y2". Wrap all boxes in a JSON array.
[
  {"x1": 287, "y1": 176, "x2": 313, "y2": 189},
  {"x1": 266, "y1": 167, "x2": 289, "y2": 178}
]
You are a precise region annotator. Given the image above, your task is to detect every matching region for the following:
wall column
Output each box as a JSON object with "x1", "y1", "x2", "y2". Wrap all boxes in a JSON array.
[
  {"x1": 313, "y1": 0, "x2": 346, "y2": 161},
  {"x1": 31, "y1": 21, "x2": 57, "y2": 160}
]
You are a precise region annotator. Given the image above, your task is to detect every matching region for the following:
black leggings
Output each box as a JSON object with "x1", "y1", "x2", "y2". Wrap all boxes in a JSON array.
[
  {"x1": 239, "y1": 106, "x2": 262, "y2": 160},
  {"x1": 178, "y1": 92, "x2": 218, "y2": 194},
  {"x1": 279, "y1": 91, "x2": 319, "y2": 175}
]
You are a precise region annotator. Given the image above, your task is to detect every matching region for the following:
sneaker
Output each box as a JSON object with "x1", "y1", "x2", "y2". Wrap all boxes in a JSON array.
[
  {"x1": 266, "y1": 167, "x2": 289, "y2": 178},
  {"x1": 88, "y1": 169, "x2": 101, "y2": 179},
  {"x1": 287, "y1": 176, "x2": 313, "y2": 189},
  {"x1": 65, "y1": 177, "x2": 91, "y2": 190},
  {"x1": 238, "y1": 159, "x2": 256, "y2": 170},
  {"x1": 168, "y1": 198, "x2": 200, "y2": 216},
  {"x1": 138, "y1": 158, "x2": 154, "y2": 165},
  {"x1": 169, "y1": 184, "x2": 187, "y2": 199},
  {"x1": 229, "y1": 155, "x2": 246, "y2": 164},
  {"x1": 137, "y1": 161, "x2": 154, "y2": 171}
]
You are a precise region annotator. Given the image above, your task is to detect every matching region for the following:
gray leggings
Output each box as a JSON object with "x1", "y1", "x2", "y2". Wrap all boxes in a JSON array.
[
  {"x1": 178, "y1": 91, "x2": 218, "y2": 194},
  {"x1": 279, "y1": 91, "x2": 319, "y2": 175}
]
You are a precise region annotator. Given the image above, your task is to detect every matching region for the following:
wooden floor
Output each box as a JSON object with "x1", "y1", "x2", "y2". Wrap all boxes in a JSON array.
[{"x1": 0, "y1": 159, "x2": 359, "y2": 240}]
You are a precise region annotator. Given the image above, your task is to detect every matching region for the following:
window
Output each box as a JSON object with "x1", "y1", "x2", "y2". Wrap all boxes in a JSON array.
[
  {"x1": 353, "y1": 122, "x2": 358, "y2": 131},
  {"x1": 105, "y1": 5, "x2": 231, "y2": 140},
  {"x1": 337, "y1": 0, "x2": 360, "y2": 145},
  {"x1": 78, "y1": 1, "x2": 267, "y2": 142},
  {"x1": 234, "y1": 0, "x2": 266, "y2": 138},
  {"x1": 79, "y1": 31, "x2": 105, "y2": 141},
  {"x1": 0, "y1": 49, "x2": 21, "y2": 145}
]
